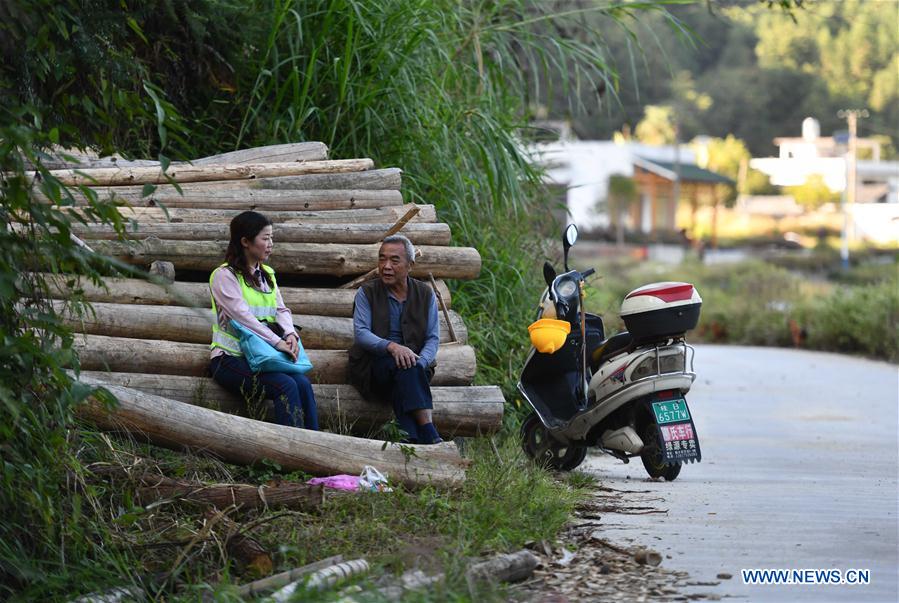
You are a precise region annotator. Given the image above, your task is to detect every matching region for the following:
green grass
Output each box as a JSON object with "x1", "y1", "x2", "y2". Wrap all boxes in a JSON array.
[
  {"x1": 8, "y1": 428, "x2": 588, "y2": 601},
  {"x1": 580, "y1": 257, "x2": 899, "y2": 362}
]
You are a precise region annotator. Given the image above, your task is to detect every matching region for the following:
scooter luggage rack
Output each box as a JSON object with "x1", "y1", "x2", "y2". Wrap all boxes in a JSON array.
[{"x1": 630, "y1": 340, "x2": 696, "y2": 385}]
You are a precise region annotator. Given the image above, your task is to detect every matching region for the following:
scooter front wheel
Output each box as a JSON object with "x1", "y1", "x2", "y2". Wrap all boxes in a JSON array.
[{"x1": 521, "y1": 412, "x2": 587, "y2": 471}]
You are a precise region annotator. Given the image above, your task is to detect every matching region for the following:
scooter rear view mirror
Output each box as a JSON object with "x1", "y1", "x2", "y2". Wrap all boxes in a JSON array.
[
  {"x1": 543, "y1": 261, "x2": 556, "y2": 287},
  {"x1": 562, "y1": 224, "x2": 578, "y2": 271}
]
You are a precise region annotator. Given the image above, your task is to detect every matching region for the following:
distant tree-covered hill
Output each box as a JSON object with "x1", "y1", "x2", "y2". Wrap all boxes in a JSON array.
[{"x1": 540, "y1": 0, "x2": 897, "y2": 157}]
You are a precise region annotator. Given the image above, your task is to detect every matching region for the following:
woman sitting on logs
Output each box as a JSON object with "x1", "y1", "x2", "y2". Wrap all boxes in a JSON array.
[{"x1": 208, "y1": 210, "x2": 319, "y2": 430}]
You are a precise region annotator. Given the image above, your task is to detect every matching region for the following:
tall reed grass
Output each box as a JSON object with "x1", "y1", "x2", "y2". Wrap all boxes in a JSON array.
[
  {"x1": 226, "y1": 0, "x2": 683, "y2": 400},
  {"x1": 1, "y1": 0, "x2": 684, "y2": 597}
]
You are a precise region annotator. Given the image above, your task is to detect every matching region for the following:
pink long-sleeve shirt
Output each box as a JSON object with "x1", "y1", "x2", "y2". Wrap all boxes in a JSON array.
[{"x1": 209, "y1": 265, "x2": 295, "y2": 358}]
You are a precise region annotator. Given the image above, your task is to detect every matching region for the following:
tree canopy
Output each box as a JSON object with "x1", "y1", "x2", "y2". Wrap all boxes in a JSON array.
[{"x1": 544, "y1": 0, "x2": 898, "y2": 157}]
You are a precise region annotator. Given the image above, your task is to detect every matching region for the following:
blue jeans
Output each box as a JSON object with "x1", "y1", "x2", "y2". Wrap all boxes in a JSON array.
[
  {"x1": 209, "y1": 354, "x2": 319, "y2": 430},
  {"x1": 370, "y1": 353, "x2": 433, "y2": 442}
]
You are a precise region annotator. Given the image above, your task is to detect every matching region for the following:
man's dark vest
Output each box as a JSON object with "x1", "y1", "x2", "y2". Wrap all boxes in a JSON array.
[{"x1": 348, "y1": 277, "x2": 435, "y2": 400}]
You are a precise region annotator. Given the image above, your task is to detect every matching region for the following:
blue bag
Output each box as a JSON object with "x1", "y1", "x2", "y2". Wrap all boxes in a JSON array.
[{"x1": 229, "y1": 319, "x2": 313, "y2": 375}]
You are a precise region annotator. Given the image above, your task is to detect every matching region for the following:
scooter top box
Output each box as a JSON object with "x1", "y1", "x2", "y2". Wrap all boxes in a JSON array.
[{"x1": 620, "y1": 282, "x2": 702, "y2": 340}]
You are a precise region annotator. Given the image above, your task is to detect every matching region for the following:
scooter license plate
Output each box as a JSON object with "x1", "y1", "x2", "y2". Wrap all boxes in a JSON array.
[
  {"x1": 652, "y1": 398, "x2": 701, "y2": 463},
  {"x1": 651, "y1": 399, "x2": 690, "y2": 424}
]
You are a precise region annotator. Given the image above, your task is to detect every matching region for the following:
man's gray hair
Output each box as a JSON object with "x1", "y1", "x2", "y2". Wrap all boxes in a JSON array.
[{"x1": 381, "y1": 234, "x2": 416, "y2": 263}]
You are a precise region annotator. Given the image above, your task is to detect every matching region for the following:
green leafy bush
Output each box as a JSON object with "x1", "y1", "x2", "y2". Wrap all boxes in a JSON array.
[
  {"x1": 0, "y1": 123, "x2": 133, "y2": 597},
  {"x1": 583, "y1": 258, "x2": 898, "y2": 361},
  {"x1": 797, "y1": 277, "x2": 899, "y2": 361}
]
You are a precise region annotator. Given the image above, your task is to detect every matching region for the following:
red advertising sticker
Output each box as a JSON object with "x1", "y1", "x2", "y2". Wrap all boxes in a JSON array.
[{"x1": 661, "y1": 423, "x2": 694, "y2": 442}]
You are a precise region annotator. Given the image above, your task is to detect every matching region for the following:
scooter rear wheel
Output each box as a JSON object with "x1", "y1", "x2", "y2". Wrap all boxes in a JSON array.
[
  {"x1": 521, "y1": 413, "x2": 588, "y2": 471},
  {"x1": 640, "y1": 422, "x2": 682, "y2": 481}
]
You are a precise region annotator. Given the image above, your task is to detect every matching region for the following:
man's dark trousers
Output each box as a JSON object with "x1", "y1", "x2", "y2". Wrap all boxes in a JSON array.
[{"x1": 370, "y1": 353, "x2": 433, "y2": 441}]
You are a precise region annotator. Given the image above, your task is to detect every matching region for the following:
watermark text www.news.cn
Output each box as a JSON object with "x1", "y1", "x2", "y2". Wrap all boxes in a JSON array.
[{"x1": 741, "y1": 568, "x2": 870, "y2": 586}]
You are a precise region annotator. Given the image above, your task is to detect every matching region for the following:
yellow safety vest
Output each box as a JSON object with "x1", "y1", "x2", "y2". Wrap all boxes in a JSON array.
[{"x1": 209, "y1": 263, "x2": 279, "y2": 356}]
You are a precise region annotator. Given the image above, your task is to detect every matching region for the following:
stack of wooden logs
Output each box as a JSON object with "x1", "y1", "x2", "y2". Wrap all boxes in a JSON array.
[{"x1": 40, "y1": 142, "x2": 504, "y2": 486}]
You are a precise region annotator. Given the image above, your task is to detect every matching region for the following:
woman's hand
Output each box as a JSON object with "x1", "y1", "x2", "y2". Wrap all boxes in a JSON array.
[
  {"x1": 276, "y1": 338, "x2": 298, "y2": 362},
  {"x1": 284, "y1": 333, "x2": 300, "y2": 358}
]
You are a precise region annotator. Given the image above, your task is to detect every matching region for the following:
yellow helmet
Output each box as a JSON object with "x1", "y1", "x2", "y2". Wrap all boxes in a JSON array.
[{"x1": 528, "y1": 318, "x2": 571, "y2": 354}]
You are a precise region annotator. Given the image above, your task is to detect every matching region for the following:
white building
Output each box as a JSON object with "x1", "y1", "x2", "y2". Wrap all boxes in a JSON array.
[
  {"x1": 748, "y1": 118, "x2": 899, "y2": 245},
  {"x1": 750, "y1": 117, "x2": 899, "y2": 204},
  {"x1": 528, "y1": 139, "x2": 700, "y2": 231}
]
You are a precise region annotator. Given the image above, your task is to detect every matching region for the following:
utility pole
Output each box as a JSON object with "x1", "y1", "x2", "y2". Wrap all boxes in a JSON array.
[
  {"x1": 672, "y1": 120, "x2": 682, "y2": 237},
  {"x1": 837, "y1": 109, "x2": 868, "y2": 269}
]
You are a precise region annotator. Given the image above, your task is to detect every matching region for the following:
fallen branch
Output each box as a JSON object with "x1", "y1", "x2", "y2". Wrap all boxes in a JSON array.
[
  {"x1": 156, "y1": 508, "x2": 229, "y2": 597},
  {"x1": 590, "y1": 537, "x2": 632, "y2": 557},
  {"x1": 429, "y1": 272, "x2": 457, "y2": 343},
  {"x1": 589, "y1": 505, "x2": 668, "y2": 515}
]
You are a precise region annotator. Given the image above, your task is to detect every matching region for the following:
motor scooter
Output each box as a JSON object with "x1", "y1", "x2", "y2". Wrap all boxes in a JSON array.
[{"x1": 518, "y1": 225, "x2": 703, "y2": 480}]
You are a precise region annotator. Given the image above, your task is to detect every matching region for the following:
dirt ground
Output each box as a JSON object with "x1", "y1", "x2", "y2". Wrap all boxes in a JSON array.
[{"x1": 512, "y1": 479, "x2": 723, "y2": 603}]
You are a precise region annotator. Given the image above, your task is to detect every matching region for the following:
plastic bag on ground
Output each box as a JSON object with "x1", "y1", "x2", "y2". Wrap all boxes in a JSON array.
[{"x1": 359, "y1": 465, "x2": 393, "y2": 492}]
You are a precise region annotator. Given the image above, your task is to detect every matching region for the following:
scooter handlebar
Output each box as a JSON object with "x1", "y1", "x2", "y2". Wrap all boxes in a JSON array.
[{"x1": 581, "y1": 268, "x2": 596, "y2": 278}]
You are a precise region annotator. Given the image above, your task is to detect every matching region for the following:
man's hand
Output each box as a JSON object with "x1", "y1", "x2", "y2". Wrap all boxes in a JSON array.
[
  {"x1": 276, "y1": 338, "x2": 298, "y2": 362},
  {"x1": 386, "y1": 342, "x2": 419, "y2": 369}
]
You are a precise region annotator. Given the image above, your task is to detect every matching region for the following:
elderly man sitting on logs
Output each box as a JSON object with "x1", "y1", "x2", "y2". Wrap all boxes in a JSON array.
[{"x1": 349, "y1": 234, "x2": 443, "y2": 444}]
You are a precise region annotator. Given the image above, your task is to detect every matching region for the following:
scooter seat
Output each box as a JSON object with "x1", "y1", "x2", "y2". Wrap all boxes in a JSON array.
[{"x1": 591, "y1": 331, "x2": 633, "y2": 369}]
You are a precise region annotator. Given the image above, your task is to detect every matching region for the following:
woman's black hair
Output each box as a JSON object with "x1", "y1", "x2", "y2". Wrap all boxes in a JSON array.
[{"x1": 225, "y1": 211, "x2": 273, "y2": 290}]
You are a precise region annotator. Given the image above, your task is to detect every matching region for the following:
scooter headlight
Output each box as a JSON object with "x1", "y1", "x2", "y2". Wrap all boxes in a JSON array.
[{"x1": 555, "y1": 277, "x2": 578, "y2": 299}]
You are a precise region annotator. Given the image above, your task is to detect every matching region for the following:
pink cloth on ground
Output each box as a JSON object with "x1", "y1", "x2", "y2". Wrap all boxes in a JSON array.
[{"x1": 306, "y1": 475, "x2": 361, "y2": 491}]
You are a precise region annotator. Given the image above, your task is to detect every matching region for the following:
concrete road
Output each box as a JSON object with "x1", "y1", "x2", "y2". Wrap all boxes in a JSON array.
[{"x1": 584, "y1": 345, "x2": 898, "y2": 602}]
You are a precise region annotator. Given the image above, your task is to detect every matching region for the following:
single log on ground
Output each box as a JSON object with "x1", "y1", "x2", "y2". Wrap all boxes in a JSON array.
[
  {"x1": 90, "y1": 240, "x2": 481, "y2": 280},
  {"x1": 37, "y1": 159, "x2": 374, "y2": 187},
  {"x1": 78, "y1": 371, "x2": 504, "y2": 437},
  {"x1": 74, "y1": 335, "x2": 477, "y2": 385},
  {"x1": 88, "y1": 465, "x2": 325, "y2": 511},
  {"x1": 75, "y1": 378, "x2": 468, "y2": 488},
  {"x1": 94, "y1": 204, "x2": 437, "y2": 225},
  {"x1": 56, "y1": 301, "x2": 468, "y2": 347},
  {"x1": 41, "y1": 273, "x2": 451, "y2": 316},
  {"x1": 71, "y1": 221, "x2": 451, "y2": 245},
  {"x1": 62, "y1": 188, "x2": 403, "y2": 210}
]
